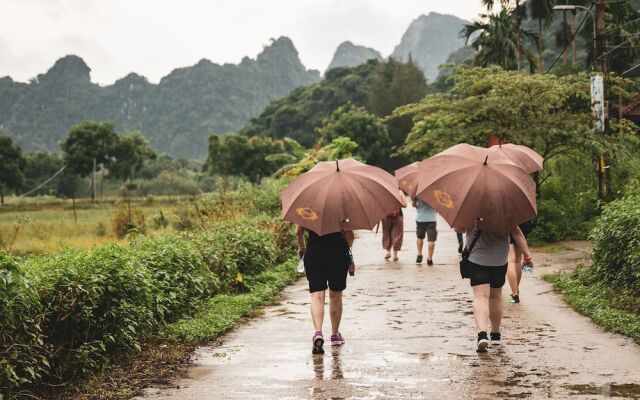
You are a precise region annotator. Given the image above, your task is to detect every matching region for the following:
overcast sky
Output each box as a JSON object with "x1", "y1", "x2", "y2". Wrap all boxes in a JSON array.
[{"x1": 0, "y1": 0, "x2": 485, "y2": 85}]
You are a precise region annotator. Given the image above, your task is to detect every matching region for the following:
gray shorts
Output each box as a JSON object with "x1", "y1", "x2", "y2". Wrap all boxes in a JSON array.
[{"x1": 416, "y1": 221, "x2": 437, "y2": 241}]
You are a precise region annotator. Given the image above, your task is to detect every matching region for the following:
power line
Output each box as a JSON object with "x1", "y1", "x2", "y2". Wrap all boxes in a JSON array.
[
  {"x1": 19, "y1": 164, "x2": 67, "y2": 197},
  {"x1": 545, "y1": 11, "x2": 590, "y2": 73}
]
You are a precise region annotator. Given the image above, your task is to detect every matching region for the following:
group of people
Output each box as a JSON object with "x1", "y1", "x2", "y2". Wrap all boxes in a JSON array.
[{"x1": 295, "y1": 192, "x2": 536, "y2": 354}]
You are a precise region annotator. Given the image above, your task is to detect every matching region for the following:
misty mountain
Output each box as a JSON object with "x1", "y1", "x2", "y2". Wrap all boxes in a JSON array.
[
  {"x1": 0, "y1": 37, "x2": 320, "y2": 158},
  {"x1": 327, "y1": 41, "x2": 383, "y2": 70},
  {"x1": 392, "y1": 12, "x2": 469, "y2": 81}
]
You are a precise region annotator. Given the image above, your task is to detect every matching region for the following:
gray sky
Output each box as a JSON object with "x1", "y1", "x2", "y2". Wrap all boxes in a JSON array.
[{"x1": 0, "y1": 0, "x2": 485, "y2": 85}]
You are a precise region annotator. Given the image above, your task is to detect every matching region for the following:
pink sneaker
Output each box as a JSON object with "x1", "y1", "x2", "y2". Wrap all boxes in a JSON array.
[
  {"x1": 331, "y1": 332, "x2": 345, "y2": 346},
  {"x1": 312, "y1": 331, "x2": 324, "y2": 354}
]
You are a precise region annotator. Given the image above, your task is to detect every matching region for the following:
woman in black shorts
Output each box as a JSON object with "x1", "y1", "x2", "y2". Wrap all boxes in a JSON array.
[
  {"x1": 296, "y1": 226, "x2": 354, "y2": 355},
  {"x1": 464, "y1": 226, "x2": 533, "y2": 352}
]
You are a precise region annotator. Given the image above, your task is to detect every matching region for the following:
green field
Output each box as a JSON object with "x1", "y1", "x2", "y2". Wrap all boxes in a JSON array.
[{"x1": 0, "y1": 195, "x2": 205, "y2": 256}]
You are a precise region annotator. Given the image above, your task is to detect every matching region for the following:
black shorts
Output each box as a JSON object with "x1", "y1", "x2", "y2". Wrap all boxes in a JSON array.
[
  {"x1": 416, "y1": 221, "x2": 437, "y2": 241},
  {"x1": 468, "y1": 261, "x2": 508, "y2": 288},
  {"x1": 304, "y1": 256, "x2": 349, "y2": 293}
]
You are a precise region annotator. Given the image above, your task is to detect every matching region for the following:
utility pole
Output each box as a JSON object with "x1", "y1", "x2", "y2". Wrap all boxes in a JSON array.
[
  {"x1": 594, "y1": 0, "x2": 611, "y2": 200},
  {"x1": 571, "y1": 10, "x2": 577, "y2": 67},
  {"x1": 91, "y1": 157, "x2": 96, "y2": 206}
]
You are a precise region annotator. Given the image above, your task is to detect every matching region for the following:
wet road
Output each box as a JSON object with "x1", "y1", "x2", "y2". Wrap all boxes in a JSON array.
[{"x1": 137, "y1": 208, "x2": 640, "y2": 399}]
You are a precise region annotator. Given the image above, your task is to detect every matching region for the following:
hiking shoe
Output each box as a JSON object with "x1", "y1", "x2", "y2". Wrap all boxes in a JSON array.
[
  {"x1": 331, "y1": 332, "x2": 345, "y2": 346},
  {"x1": 490, "y1": 332, "x2": 501, "y2": 346},
  {"x1": 476, "y1": 331, "x2": 489, "y2": 353},
  {"x1": 312, "y1": 331, "x2": 324, "y2": 354},
  {"x1": 427, "y1": 259, "x2": 434, "y2": 266},
  {"x1": 384, "y1": 253, "x2": 391, "y2": 260},
  {"x1": 507, "y1": 294, "x2": 520, "y2": 303},
  {"x1": 416, "y1": 255, "x2": 423, "y2": 264},
  {"x1": 393, "y1": 256, "x2": 399, "y2": 262}
]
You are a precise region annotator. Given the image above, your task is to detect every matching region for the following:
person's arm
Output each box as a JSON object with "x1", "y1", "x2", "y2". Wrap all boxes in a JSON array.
[
  {"x1": 296, "y1": 225, "x2": 306, "y2": 257},
  {"x1": 510, "y1": 226, "x2": 533, "y2": 267},
  {"x1": 344, "y1": 230, "x2": 355, "y2": 248},
  {"x1": 398, "y1": 190, "x2": 407, "y2": 207}
]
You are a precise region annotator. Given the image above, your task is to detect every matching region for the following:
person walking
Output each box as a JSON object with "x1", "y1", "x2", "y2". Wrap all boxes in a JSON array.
[
  {"x1": 382, "y1": 190, "x2": 407, "y2": 261},
  {"x1": 296, "y1": 226, "x2": 354, "y2": 355},
  {"x1": 413, "y1": 197, "x2": 437, "y2": 265},
  {"x1": 506, "y1": 218, "x2": 537, "y2": 303},
  {"x1": 464, "y1": 225, "x2": 533, "y2": 352}
]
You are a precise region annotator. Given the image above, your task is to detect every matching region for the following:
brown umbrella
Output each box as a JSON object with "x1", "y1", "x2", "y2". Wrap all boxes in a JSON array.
[
  {"x1": 281, "y1": 158, "x2": 404, "y2": 235},
  {"x1": 395, "y1": 162, "x2": 419, "y2": 196},
  {"x1": 415, "y1": 144, "x2": 537, "y2": 236},
  {"x1": 489, "y1": 143, "x2": 544, "y2": 173}
]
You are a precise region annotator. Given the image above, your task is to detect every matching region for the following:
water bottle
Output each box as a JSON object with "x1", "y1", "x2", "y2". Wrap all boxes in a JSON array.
[
  {"x1": 522, "y1": 259, "x2": 533, "y2": 275},
  {"x1": 297, "y1": 256, "x2": 305, "y2": 273}
]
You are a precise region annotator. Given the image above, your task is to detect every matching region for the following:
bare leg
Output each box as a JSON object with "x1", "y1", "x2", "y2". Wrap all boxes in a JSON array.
[
  {"x1": 489, "y1": 287, "x2": 503, "y2": 332},
  {"x1": 310, "y1": 291, "x2": 326, "y2": 332},
  {"x1": 417, "y1": 238, "x2": 424, "y2": 256},
  {"x1": 472, "y1": 284, "x2": 490, "y2": 332},
  {"x1": 427, "y1": 241, "x2": 435, "y2": 261},
  {"x1": 507, "y1": 245, "x2": 523, "y2": 295},
  {"x1": 329, "y1": 290, "x2": 343, "y2": 335}
]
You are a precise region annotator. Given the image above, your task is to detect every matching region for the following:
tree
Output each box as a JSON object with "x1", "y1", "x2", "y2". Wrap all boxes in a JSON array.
[
  {"x1": 23, "y1": 152, "x2": 64, "y2": 196},
  {"x1": 60, "y1": 121, "x2": 119, "y2": 202},
  {"x1": 391, "y1": 66, "x2": 638, "y2": 186},
  {"x1": 368, "y1": 57, "x2": 428, "y2": 169},
  {"x1": 283, "y1": 136, "x2": 360, "y2": 177},
  {"x1": 462, "y1": 9, "x2": 538, "y2": 71},
  {"x1": 481, "y1": 0, "x2": 529, "y2": 71},
  {"x1": 110, "y1": 131, "x2": 156, "y2": 183},
  {"x1": 529, "y1": 0, "x2": 555, "y2": 73},
  {"x1": 205, "y1": 134, "x2": 286, "y2": 185},
  {"x1": 0, "y1": 136, "x2": 26, "y2": 204},
  {"x1": 317, "y1": 103, "x2": 391, "y2": 167}
]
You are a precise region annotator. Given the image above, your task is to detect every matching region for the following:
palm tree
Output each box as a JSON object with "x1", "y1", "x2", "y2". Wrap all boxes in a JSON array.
[
  {"x1": 481, "y1": 0, "x2": 528, "y2": 70},
  {"x1": 462, "y1": 9, "x2": 538, "y2": 71},
  {"x1": 530, "y1": 0, "x2": 555, "y2": 73}
]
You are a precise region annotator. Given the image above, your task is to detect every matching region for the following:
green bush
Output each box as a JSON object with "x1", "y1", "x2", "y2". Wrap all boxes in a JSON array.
[
  {"x1": 26, "y1": 246, "x2": 156, "y2": 381},
  {"x1": 528, "y1": 175, "x2": 599, "y2": 244},
  {"x1": 590, "y1": 193, "x2": 640, "y2": 294},
  {"x1": 0, "y1": 253, "x2": 48, "y2": 394},
  {"x1": 133, "y1": 236, "x2": 220, "y2": 323}
]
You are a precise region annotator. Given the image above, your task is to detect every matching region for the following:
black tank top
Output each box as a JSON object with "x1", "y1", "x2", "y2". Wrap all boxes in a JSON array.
[{"x1": 305, "y1": 230, "x2": 349, "y2": 260}]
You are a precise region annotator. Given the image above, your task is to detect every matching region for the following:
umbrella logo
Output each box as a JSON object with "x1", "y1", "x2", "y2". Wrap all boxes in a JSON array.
[
  {"x1": 433, "y1": 190, "x2": 454, "y2": 209},
  {"x1": 296, "y1": 207, "x2": 319, "y2": 220}
]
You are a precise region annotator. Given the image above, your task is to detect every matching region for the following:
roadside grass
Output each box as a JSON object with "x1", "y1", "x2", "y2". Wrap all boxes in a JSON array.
[
  {"x1": 49, "y1": 258, "x2": 300, "y2": 400},
  {"x1": 544, "y1": 266, "x2": 640, "y2": 344},
  {"x1": 531, "y1": 242, "x2": 573, "y2": 254}
]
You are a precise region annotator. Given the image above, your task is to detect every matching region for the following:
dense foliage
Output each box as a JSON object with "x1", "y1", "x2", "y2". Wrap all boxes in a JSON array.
[
  {"x1": 590, "y1": 193, "x2": 640, "y2": 296},
  {"x1": 0, "y1": 136, "x2": 26, "y2": 204},
  {"x1": 243, "y1": 58, "x2": 427, "y2": 169},
  {"x1": 0, "y1": 38, "x2": 320, "y2": 158},
  {"x1": 0, "y1": 181, "x2": 296, "y2": 397}
]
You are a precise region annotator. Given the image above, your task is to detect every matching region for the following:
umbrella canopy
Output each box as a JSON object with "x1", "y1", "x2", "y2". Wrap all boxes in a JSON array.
[
  {"x1": 281, "y1": 158, "x2": 404, "y2": 235},
  {"x1": 415, "y1": 144, "x2": 537, "y2": 236},
  {"x1": 395, "y1": 162, "x2": 420, "y2": 196},
  {"x1": 489, "y1": 143, "x2": 544, "y2": 173}
]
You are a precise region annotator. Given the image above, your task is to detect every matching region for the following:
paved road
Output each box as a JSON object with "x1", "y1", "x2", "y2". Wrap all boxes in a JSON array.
[{"x1": 137, "y1": 207, "x2": 640, "y2": 399}]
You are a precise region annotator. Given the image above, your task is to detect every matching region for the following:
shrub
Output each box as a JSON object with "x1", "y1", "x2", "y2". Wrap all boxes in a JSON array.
[
  {"x1": 134, "y1": 236, "x2": 220, "y2": 323},
  {"x1": 590, "y1": 193, "x2": 640, "y2": 295},
  {"x1": 0, "y1": 253, "x2": 48, "y2": 394},
  {"x1": 26, "y1": 245, "x2": 156, "y2": 382}
]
